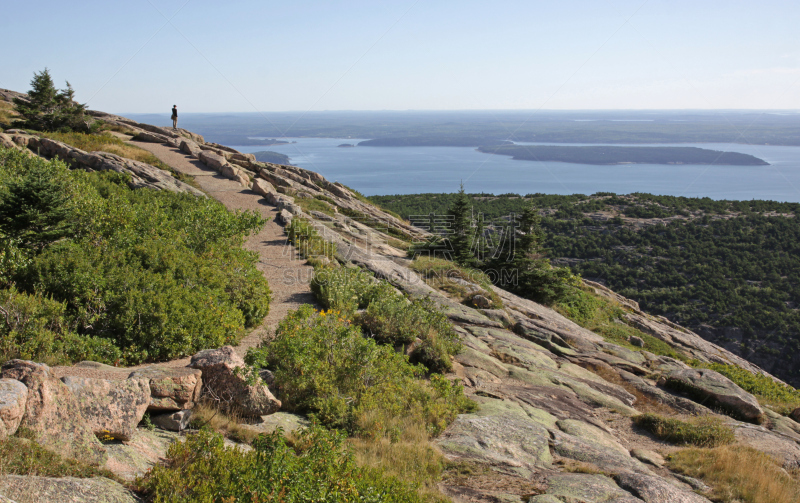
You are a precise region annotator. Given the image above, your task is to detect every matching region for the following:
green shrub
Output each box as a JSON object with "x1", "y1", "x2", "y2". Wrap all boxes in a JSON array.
[
  {"x1": 137, "y1": 426, "x2": 423, "y2": 503},
  {"x1": 296, "y1": 196, "x2": 336, "y2": 216},
  {"x1": 286, "y1": 217, "x2": 336, "y2": 263},
  {"x1": 633, "y1": 413, "x2": 735, "y2": 447},
  {"x1": 0, "y1": 146, "x2": 270, "y2": 365},
  {"x1": 410, "y1": 257, "x2": 503, "y2": 308},
  {"x1": 311, "y1": 265, "x2": 460, "y2": 373},
  {"x1": 360, "y1": 295, "x2": 459, "y2": 374},
  {"x1": 246, "y1": 305, "x2": 473, "y2": 438},
  {"x1": 702, "y1": 363, "x2": 800, "y2": 415},
  {"x1": 0, "y1": 286, "x2": 121, "y2": 366},
  {"x1": 311, "y1": 266, "x2": 380, "y2": 314}
]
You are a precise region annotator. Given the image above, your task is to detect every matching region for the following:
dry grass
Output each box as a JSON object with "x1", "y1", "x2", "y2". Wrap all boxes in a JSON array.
[
  {"x1": 188, "y1": 402, "x2": 261, "y2": 445},
  {"x1": 0, "y1": 101, "x2": 18, "y2": 127},
  {"x1": 0, "y1": 429, "x2": 117, "y2": 481},
  {"x1": 349, "y1": 416, "x2": 449, "y2": 503},
  {"x1": 668, "y1": 445, "x2": 800, "y2": 503}
]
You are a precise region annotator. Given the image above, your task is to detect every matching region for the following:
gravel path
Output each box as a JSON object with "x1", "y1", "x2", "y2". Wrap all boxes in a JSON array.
[{"x1": 52, "y1": 141, "x2": 317, "y2": 379}]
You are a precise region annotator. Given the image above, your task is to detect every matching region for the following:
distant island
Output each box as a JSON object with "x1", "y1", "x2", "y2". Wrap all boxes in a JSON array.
[
  {"x1": 210, "y1": 136, "x2": 293, "y2": 147},
  {"x1": 338, "y1": 143, "x2": 355, "y2": 148},
  {"x1": 477, "y1": 145, "x2": 769, "y2": 166},
  {"x1": 358, "y1": 136, "x2": 512, "y2": 147},
  {"x1": 252, "y1": 150, "x2": 291, "y2": 165}
]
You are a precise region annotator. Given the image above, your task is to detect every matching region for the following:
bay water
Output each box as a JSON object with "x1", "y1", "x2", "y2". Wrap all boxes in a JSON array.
[{"x1": 230, "y1": 138, "x2": 800, "y2": 201}]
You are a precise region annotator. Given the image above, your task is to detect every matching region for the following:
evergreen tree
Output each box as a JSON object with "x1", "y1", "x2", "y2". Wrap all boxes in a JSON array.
[
  {"x1": 447, "y1": 183, "x2": 474, "y2": 264},
  {"x1": 13, "y1": 68, "x2": 93, "y2": 132},
  {"x1": 0, "y1": 157, "x2": 76, "y2": 251}
]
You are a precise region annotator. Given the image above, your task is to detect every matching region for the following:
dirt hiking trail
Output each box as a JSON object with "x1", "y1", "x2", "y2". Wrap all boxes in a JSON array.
[{"x1": 53, "y1": 141, "x2": 317, "y2": 379}]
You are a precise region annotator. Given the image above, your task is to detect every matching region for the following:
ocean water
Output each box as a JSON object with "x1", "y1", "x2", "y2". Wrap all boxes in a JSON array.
[{"x1": 229, "y1": 138, "x2": 800, "y2": 201}]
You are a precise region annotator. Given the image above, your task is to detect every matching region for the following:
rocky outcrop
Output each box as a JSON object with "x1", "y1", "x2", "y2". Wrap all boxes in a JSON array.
[
  {"x1": 1, "y1": 360, "x2": 107, "y2": 466},
  {"x1": 664, "y1": 368, "x2": 765, "y2": 423},
  {"x1": 189, "y1": 346, "x2": 281, "y2": 417},
  {"x1": 13, "y1": 136, "x2": 205, "y2": 197},
  {"x1": 0, "y1": 475, "x2": 138, "y2": 503},
  {"x1": 60, "y1": 376, "x2": 150, "y2": 441},
  {"x1": 151, "y1": 410, "x2": 192, "y2": 432},
  {"x1": 0, "y1": 379, "x2": 28, "y2": 439},
  {"x1": 536, "y1": 473, "x2": 644, "y2": 503},
  {"x1": 615, "y1": 472, "x2": 712, "y2": 503},
  {"x1": 128, "y1": 366, "x2": 202, "y2": 412}
]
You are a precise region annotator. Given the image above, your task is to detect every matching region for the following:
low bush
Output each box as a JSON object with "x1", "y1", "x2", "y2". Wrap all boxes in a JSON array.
[
  {"x1": 311, "y1": 265, "x2": 382, "y2": 314},
  {"x1": 410, "y1": 257, "x2": 503, "y2": 308},
  {"x1": 246, "y1": 305, "x2": 473, "y2": 438},
  {"x1": 668, "y1": 445, "x2": 800, "y2": 503},
  {"x1": 310, "y1": 264, "x2": 460, "y2": 373},
  {"x1": 0, "y1": 146, "x2": 270, "y2": 365},
  {"x1": 633, "y1": 413, "x2": 735, "y2": 447},
  {"x1": 286, "y1": 217, "x2": 336, "y2": 264},
  {"x1": 360, "y1": 294, "x2": 459, "y2": 373},
  {"x1": 702, "y1": 363, "x2": 800, "y2": 415},
  {"x1": 137, "y1": 426, "x2": 424, "y2": 503},
  {"x1": 0, "y1": 287, "x2": 121, "y2": 366}
]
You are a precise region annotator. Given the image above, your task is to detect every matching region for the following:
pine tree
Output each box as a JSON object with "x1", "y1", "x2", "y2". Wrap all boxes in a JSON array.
[
  {"x1": 0, "y1": 157, "x2": 76, "y2": 250},
  {"x1": 13, "y1": 68, "x2": 92, "y2": 132},
  {"x1": 447, "y1": 183, "x2": 474, "y2": 264}
]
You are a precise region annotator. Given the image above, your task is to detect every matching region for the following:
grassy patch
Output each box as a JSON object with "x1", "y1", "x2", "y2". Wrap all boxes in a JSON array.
[
  {"x1": 285, "y1": 217, "x2": 337, "y2": 264},
  {"x1": 410, "y1": 257, "x2": 503, "y2": 309},
  {"x1": 187, "y1": 402, "x2": 261, "y2": 445},
  {"x1": 0, "y1": 101, "x2": 18, "y2": 128},
  {"x1": 668, "y1": 445, "x2": 800, "y2": 503},
  {"x1": 296, "y1": 196, "x2": 336, "y2": 216},
  {"x1": 576, "y1": 361, "x2": 677, "y2": 415},
  {"x1": 350, "y1": 420, "x2": 449, "y2": 503},
  {"x1": 554, "y1": 288, "x2": 686, "y2": 361},
  {"x1": 0, "y1": 432, "x2": 117, "y2": 480},
  {"x1": 701, "y1": 363, "x2": 800, "y2": 415},
  {"x1": 633, "y1": 413, "x2": 735, "y2": 447},
  {"x1": 136, "y1": 426, "x2": 425, "y2": 503},
  {"x1": 340, "y1": 206, "x2": 416, "y2": 243}
]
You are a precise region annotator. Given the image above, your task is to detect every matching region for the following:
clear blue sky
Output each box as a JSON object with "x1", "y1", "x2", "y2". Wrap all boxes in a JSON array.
[{"x1": 2, "y1": 0, "x2": 799, "y2": 113}]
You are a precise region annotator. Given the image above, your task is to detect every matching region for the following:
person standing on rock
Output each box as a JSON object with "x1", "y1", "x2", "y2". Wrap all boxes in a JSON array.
[{"x1": 171, "y1": 105, "x2": 178, "y2": 129}]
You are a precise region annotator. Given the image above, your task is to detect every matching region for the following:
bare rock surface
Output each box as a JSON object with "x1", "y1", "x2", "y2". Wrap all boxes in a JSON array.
[
  {"x1": 541, "y1": 473, "x2": 644, "y2": 502},
  {"x1": 615, "y1": 472, "x2": 712, "y2": 503},
  {"x1": 128, "y1": 366, "x2": 201, "y2": 411},
  {"x1": 60, "y1": 376, "x2": 150, "y2": 441},
  {"x1": 0, "y1": 379, "x2": 27, "y2": 439},
  {"x1": 437, "y1": 397, "x2": 552, "y2": 478},
  {"x1": 664, "y1": 368, "x2": 764, "y2": 423},
  {"x1": 0, "y1": 475, "x2": 138, "y2": 503},
  {"x1": 103, "y1": 428, "x2": 180, "y2": 481},
  {"x1": 189, "y1": 346, "x2": 280, "y2": 417},
  {"x1": 150, "y1": 410, "x2": 192, "y2": 432},
  {"x1": 1, "y1": 361, "x2": 106, "y2": 466}
]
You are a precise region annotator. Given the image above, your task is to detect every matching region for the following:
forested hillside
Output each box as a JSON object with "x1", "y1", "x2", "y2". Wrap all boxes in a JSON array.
[{"x1": 370, "y1": 192, "x2": 800, "y2": 385}]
